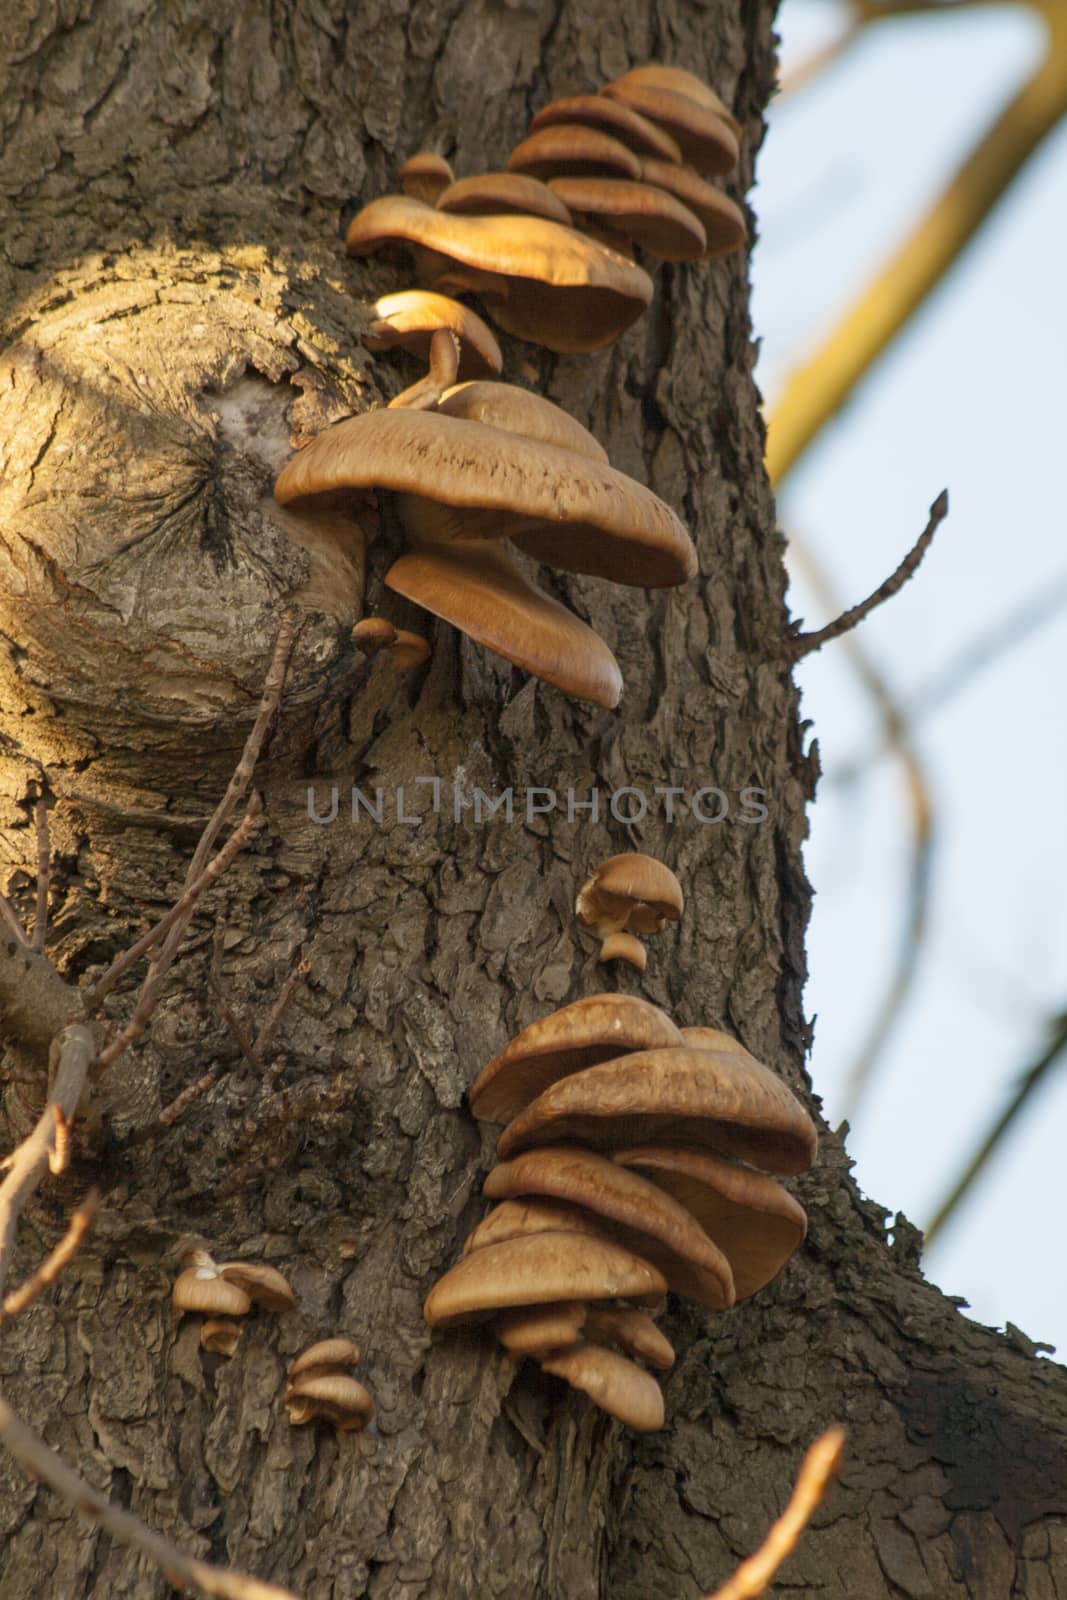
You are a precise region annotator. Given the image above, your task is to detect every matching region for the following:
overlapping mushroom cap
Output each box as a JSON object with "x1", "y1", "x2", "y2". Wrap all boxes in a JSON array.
[
  {"x1": 346, "y1": 195, "x2": 652, "y2": 353},
  {"x1": 423, "y1": 1233, "x2": 668, "y2": 1328}
]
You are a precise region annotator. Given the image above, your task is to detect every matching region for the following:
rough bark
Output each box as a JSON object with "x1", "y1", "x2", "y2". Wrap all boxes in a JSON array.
[{"x1": 2, "y1": 3, "x2": 1066, "y2": 1598}]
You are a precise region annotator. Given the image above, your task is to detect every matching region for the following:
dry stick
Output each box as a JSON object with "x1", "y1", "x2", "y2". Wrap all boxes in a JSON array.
[
  {"x1": 48, "y1": 1105, "x2": 72, "y2": 1175},
  {"x1": 158, "y1": 605, "x2": 302, "y2": 971},
  {"x1": 787, "y1": 491, "x2": 948, "y2": 660},
  {"x1": 0, "y1": 1393, "x2": 300, "y2": 1600},
  {"x1": 0, "y1": 887, "x2": 28, "y2": 946},
  {"x1": 2, "y1": 1189, "x2": 100, "y2": 1320},
  {"x1": 0, "y1": 1023, "x2": 95, "y2": 1302},
  {"x1": 785, "y1": 530, "x2": 935, "y2": 1126},
  {"x1": 705, "y1": 1427, "x2": 846, "y2": 1600},
  {"x1": 32, "y1": 794, "x2": 50, "y2": 953},
  {"x1": 925, "y1": 1009, "x2": 1067, "y2": 1248},
  {"x1": 94, "y1": 796, "x2": 264, "y2": 1073},
  {"x1": 254, "y1": 955, "x2": 310, "y2": 1060}
]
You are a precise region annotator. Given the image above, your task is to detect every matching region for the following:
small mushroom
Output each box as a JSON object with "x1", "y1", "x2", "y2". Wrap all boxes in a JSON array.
[
  {"x1": 576, "y1": 853, "x2": 684, "y2": 966},
  {"x1": 528, "y1": 94, "x2": 682, "y2": 164},
  {"x1": 495, "y1": 1042, "x2": 818, "y2": 1175},
  {"x1": 600, "y1": 73, "x2": 739, "y2": 177},
  {"x1": 539, "y1": 1343, "x2": 664, "y2": 1432},
  {"x1": 436, "y1": 172, "x2": 574, "y2": 226},
  {"x1": 216, "y1": 1262, "x2": 297, "y2": 1313},
  {"x1": 284, "y1": 1338, "x2": 373, "y2": 1431},
  {"x1": 365, "y1": 290, "x2": 502, "y2": 384},
  {"x1": 398, "y1": 151, "x2": 454, "y2": 205},
  {"x1": 352, "y1": 617, "x2": 431, "y2": 674},
  {"x1": 495, "y1": 1301, "x2": 588, "y2": 1355},
  {"x1": 547, "y1": 177, "x2": 706, "y2": 261},
  {"x1": 469, "y1": 992, "x2": 683, "y2": 1125},
  {"x1": 582, "y1": 1306, "x2": 674, "y2": 1370},
  {"x1": 345, "y1": 195, "x2": 653, "y2": 353},
  {"x1": 353, "y1": 617, "x2": 398, "y2": 657},
  {"x1": 462, "y1": 1196, "x2": 627, "y2": 1257},
  {"x1": 172, "y1": 1267, "x2": 252, "y2": 1319},
  {"x1": 200, "y1": 1319, "x2": 244, "y2": 1357},
  {"x1": 423, "y1": 1233, "x2": 667, "y2": 1329},
  {"x1": 600, "y1": 931, "x2": 647, "y2": 971},
  {"x1": 638, "y1": 159, "x2": 746, "y2": 259},
  {"x1": 286, "y1": 1374, "x2": 375, "y2": 1431}
]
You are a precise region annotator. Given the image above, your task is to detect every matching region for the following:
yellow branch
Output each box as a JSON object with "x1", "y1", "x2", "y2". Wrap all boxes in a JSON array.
[{"x1": 767, "y1": 1, "x2": 1067, "y2": 485}]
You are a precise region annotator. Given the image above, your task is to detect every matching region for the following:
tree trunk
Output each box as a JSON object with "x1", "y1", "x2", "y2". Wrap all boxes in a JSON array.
[{"x1": 3, "y1": 3, "x2": 1067, "y2": 1598}]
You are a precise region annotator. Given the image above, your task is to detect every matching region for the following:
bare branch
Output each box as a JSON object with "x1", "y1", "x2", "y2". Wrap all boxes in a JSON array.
[
  {"x1": 32, "y1": 794, "x2": 50, "y2": 953},
  {"x1": 925, "y1": 1010, "x2": 1067, "y2": 1248},
  {"x1": 0, "y1": 940, "x2": 85, "y2": 1064},
  {"x1": 254, "y1": 954, "x2": 310, "y2": 1061},
  {"x1": 704, "y1": 1427, "x2": 846, "y2": 1600},
  {"x1": 48, "y1": 1104, "x2": 72, "y2": 1175},
  {"x1": 0, "y1": 888, "x2": 28, "y2": 947},
  {"x1": 0, "y1": 1022, "x2": 95, "y2": 1301},
  {"x1": 159, "y1": 606, "x2": 302, "y2": 969},
  {"x1": 787, "y1": 491, "x2": 948, "y2": 660},
  {"x1": 94, "y1": 796, "x2": 264, "y2": 1073},
  {"x1": 2, "y1": 1189, "x2": 100, "y2": 1320},
  {"x1": 0, "y1": 1392, "x2": 301, "y2": 1600}
]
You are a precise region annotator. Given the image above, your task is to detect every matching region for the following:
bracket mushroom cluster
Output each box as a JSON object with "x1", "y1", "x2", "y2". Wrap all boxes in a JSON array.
[
  {"x1": 284, "y1": 1338, "x2": 374, "y2": 1432},
  {"x1": 576, "y1": 852, "x2": 684, "y2": 971},
  {"x1": 423, "y1": 994, "x2": 816, "y2": 1430},
  {"x1": 274, "y1": 382, "x2": 696, "y2": 708},
  {"x1": 345, "y1": 61, "x2": 744, "y2": 355}
]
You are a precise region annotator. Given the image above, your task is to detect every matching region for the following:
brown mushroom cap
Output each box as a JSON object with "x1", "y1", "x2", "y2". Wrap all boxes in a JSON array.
[
  {"x1": 217, "y1": 1262, "x2": 297, "y2": 1312},
  {"x1": 613, "y1": 1145, "x2": 807, "y2": 1302},
  {"x1": 600, "y1": 81, "x2": 738, "y2": 177},
  {"x1": 353, "y1": 617, "x2": 397, "y2": 656},
  {"x1": 365, "y1": 290, "x2": 502, "y2": 379},
  {"x1": 529, "y1": 95, "x2": 682, "y2": 163},
  {"x1": 508, "y1": 125, "x2": 642, "y2": 182},
  {"x1": 274, "y1": 408, "x2": 697, "y2": 589},
  {"x1": 436, "y1": 381, "x2": 607, "y2": 463},
  {"x1": 609, "y1": 66, "x2": 741, "y2": 136},
  {"x1": 469, "y1": 993, "x2": 683, "y2": 1125},
  {"x1": 172, "y1": 1269, "x2": 252, "y2": 1318},
  {"x1": 483, "y1": 1146, "x2": 735, "y2": 1311},
  {"x1": 399, "y1": 151, "x2": 455, "y2": 205},
  {"x1": 548, "y1": 177, "x2": 706, "y2": 262},
  {"x1": 582, "y1": 1306, "x2": 675, "y2": 1370},
  {"x1": 285, "y1": 1373, "x2": 374, "y2": 1431},
  {"x1": 384, "y1": 540, "x2": 623, "y2": 709},
  {"x1": 436, "y1": 172, "x2": 574, "y2": 226},
  {"x1": 462, "y1": 1196, "x2": 629, "y2": 1258},
  {"x1": 495, "y1": 1045, "x2": 819, "y2": 1175},
  {"x1": 576, "y1": 853, "x2": 685, "y2": 936},
  {"x1": 200, "y1": 1319, "x2": 243, "y2": 1356},
  {"x1": 599, "y1": 931, "x2": 647, "y2": 971},
  {"x1": 287, "y1": 1338, "x2": 362, "y2": 1381},
  {"x1": 423, "y1": 1233, "x2": 668, "y2": 1328},
  {"x1": 540, "y1": 1343, "x2": 664, "y2": 1431},
  {"x1": 496, "y1": 1301, "x2": 588, "y2": 1355},
  {"x1": 345, "y1": 195, "x2": 652, "y2": 354},
  {"x1": 639, "y1": 159, "x2": 746, "y2": 259}
]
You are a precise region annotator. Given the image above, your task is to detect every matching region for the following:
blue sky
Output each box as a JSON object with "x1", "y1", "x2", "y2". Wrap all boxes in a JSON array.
[{"x1": 754, "y1": 1, "x2": 1067, "y2": 1350}]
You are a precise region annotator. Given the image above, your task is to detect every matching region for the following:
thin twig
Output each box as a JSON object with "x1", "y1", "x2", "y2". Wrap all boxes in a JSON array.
[
  {"x1": 0, "y1": 887, "x2": 29, "y2": 946},
  {"x1": 94, "y1": 796, "x2": 264, "y2": 1072},
  {"x1": 787, "y1": 491, "x2": 948, "y2": 660},
  {"x1": 210, "y1": 920, "x2": 260, "y2": 1069},
  {"x1": 0, "y1": 1023, "x2": 95, "y2": 1301},
  {"x1": 48, "y1": 1105, "x2": 72, "y2": 1175},
  {"x1": 158, "y1": 607, "x2": 302, "y2": 970},
  {"x1": 160, "y1": 1071, "x2": 219, "y2": 1127},
  {"x1": 0, "y1": 1392, "x2": 301, "y2": 1600},
  {"x1": 786, "y1": 529, "x2": 935, "y2": 1124},
  {"x1": 925, "y1": 1011, "x2": 1067, "y2": 1248},
  {"x1": 32, "y1": 794, "x2": 50, "y2": 952},
  {"x1": 254, "y1": 955, "x2": 310, "y2": 1060},
  {"x1": 705, "y1": 1427, "x2": 846, "y2": 1600},
  {"x1": 2, "y1": 1189, "x2": 100, "y2": 1320}
]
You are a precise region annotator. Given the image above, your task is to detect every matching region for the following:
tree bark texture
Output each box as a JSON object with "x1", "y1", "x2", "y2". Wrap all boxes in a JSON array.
[{"x1": 2, "y1": 2, "x2": 1067, "y2": 1597}]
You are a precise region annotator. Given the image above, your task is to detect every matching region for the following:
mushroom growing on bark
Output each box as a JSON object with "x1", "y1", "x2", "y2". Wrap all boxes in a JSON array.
[
  {"x1": 284, "y1": 1338, "x2": 373, "y2": 1431},
  {"x1": 345, "y1": 195, "x2": 653, "y2": 353},
  {"x1": 576, "y1": 852, "x2": 684, "y2": 968},
  {"x1": 398, "y1": 151, "x2": 454, "y2": 205},
  {"x1": 273, "y1": 391, "x2": 696, "y2": 708}
]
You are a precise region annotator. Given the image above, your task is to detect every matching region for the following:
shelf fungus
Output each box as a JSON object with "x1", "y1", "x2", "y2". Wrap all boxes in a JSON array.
[
  {"x1": 576, "y1": 852, "x2": 685, "y2": 970},
  {"x1": 398, "y1": 151, "x2": 454, "y2": 206},
  {"x1": 172, "y1": 1253, "x2": 297, "y2": 1354},
  {"x1": 284, "y1": 1339, "x2": 373, "y2": 1431},
  {"x1": 273, "y1": 384, "x2": 696, "y2": 709},
  {"x1": 424, "y1": 992, "x2": 816, "y2": 1431}
]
